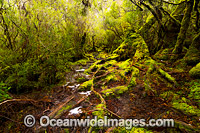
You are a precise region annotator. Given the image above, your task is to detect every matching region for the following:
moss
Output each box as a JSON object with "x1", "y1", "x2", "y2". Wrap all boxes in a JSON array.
[
  {"x1": 113, "y1": 35, "x2": 138, "y2": 60},
  {"x1": 133, "y1": 39, "x2": 150, "y2": 61},
  {"x1": 172, "y1": 101, "x2": 200, "y2": 116},
  {"x1": 159, "y1": 91, "x2": 178, "y2": 100},
  {"x1": 102, "y1": 86, "x2": 128, "y2": 97},
  {"x1": 170, "y1": 82, "x2": 200, "y2": 117},
  {"x1": 113, "y1": 127, "x2": 153, "y2": 132},
  {"x1": 154, "y1": 48, "x2": 172, "y2": 60},
  {"x1": 128, "y1": 67, "x2": 139, "y2": 88},
  {"x1": 106, "y1": 54, "x2": 120, "y2": 61},
  {"x1": 128, "y1": 77, "x2": 137, "y2": 88},
  {"x1": 56, "y1": 104, "x2": 72, "y2": 118},
  {"x1": 157, "y1": 68, "x2": 177, "y2": 85},
  {"x1": 184, "y1": 46, "x2": 200, "y2": 65},
  {"x1": 117, "y1": 59, "x2": 130, "y2": 69},
  {"x1": 76, "y1": 77, "x2": 87, "y2": 83},
  {"x1": 189, "y1": 63, "x2": 200, "y2": 78},
  {"x1": 74, "y1": 59, "x2": 89, "y2": 65},
  {"x1": 106, "y1": 59, "x2": 118, "y2": 65},
  {"x1": 188, "y1": 81, "x2": 200, "y2": 106},
  {"x1": 80, "y1": 79, "x2": 93, "y2": 90},
  {"x1": 84, "y1": 53, "x2": 96, "y2": 61},
  {"x1": 92, "y1": 104, "x2": 106, "y2": 119},
  {"x1": 96, "y1": 52, "x2": 109, "y2": 59},
  {"x1": 103, "y1": 60, "x2": 117, "y2": 68},
  {"x1": 105, "y1": 72, "x2": 119, "y2": 83},
  {"x1": 173, "y1": 59, "x2": 187, "y2": 70},
  {"x1": 84, "y1": 60, "x2": 101, "y2": 74}
]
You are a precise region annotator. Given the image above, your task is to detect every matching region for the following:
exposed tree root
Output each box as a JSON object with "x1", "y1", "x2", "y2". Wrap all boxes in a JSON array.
[{"x1": 0, "y1": 99, "x2": 49, "y2": 106}]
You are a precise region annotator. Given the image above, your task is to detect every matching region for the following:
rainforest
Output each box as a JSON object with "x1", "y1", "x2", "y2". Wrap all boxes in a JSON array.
[{"x1": 0, "y1": 0, "x2": 200, "y2": 132}]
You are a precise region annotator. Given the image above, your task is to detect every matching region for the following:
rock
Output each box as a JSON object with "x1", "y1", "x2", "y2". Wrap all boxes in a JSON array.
[{"x1": 189, "y1": 63, "x2": 200, "y2": 78}]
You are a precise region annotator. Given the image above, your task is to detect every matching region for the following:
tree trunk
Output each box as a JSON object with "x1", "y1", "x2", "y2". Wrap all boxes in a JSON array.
[{"x1": 172, "y1": 0, "x2": 194, "y2": 55}]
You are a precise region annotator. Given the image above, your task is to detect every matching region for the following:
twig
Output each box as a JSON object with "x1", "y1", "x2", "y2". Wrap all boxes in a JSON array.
[
  {"x1": 95, "y1": 66, "x2": 118, "y2": 79},
  {"x1": 131, "y1": 63, "x2": 145, "y2": 72},
  {"x1": 163, "y1": 0, "x2": 184, "y2": 5},
  {"x1": 106, "y1": 127, "x2": 116, "y2": 133},
  {"x1": 91, "y1": 67, "x2": 106, "y2": 105},
  {"x1": 103, "y1": 107, "x2": 121, "y2": 118},
  {"x1": 174, "y1": 119, "x2": 200, "y2": 131},
  {"x1": 47, "y1": 95, "x2": 75, "y2": 118},
  {"x1": 0, "y1": 99, "x2": 37, "y2": 106}
]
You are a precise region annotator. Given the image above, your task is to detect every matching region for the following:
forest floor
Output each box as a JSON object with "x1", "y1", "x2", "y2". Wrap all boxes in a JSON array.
[{"x1": 0, "y1": 51, "x2": 200, "y2": 133}]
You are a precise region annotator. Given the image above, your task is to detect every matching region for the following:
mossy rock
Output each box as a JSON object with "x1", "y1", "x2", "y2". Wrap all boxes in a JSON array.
[
  {"x1": 189, "y1": 63, "x2": 200, "y2": 78},
  {"x1": 184, "y1": 46, "x2": 200, "y2": 66}
]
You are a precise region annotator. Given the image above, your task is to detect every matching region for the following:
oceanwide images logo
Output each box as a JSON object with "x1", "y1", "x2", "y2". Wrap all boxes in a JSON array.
[{"x1": 24, "y1": 115, "x2": 174, "y2": 129}]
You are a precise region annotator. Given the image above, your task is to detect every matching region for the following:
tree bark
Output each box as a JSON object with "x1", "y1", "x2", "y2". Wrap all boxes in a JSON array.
[{"x1": 172, "y1": 0, "x2": 194, "y2": 55}]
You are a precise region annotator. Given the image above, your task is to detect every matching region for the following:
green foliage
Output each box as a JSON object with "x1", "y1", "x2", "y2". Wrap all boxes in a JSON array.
[
  {"x1": 172, "y1": 100, "x2": 200, "y2": 116},
  {"x1": 188, "y1": 81, "x2": 200, "y2": 106},
  {"x1": 113, "y1": 126, "x2": 153, "y2": 133},
  {"x1": 0, "y1": 82, "x2": 11, "y2": 102},
  {"x1": 0, "y1": 0, "x2": 89, "y2": 92},
  {"x1": 92, "y1": 104, "x2": 106, "y2": 119}
]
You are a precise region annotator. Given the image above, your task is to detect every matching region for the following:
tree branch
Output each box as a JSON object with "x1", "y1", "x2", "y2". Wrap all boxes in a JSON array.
[{"x1": 129, "y1": 0, "x2": 143, "y2": 11}]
